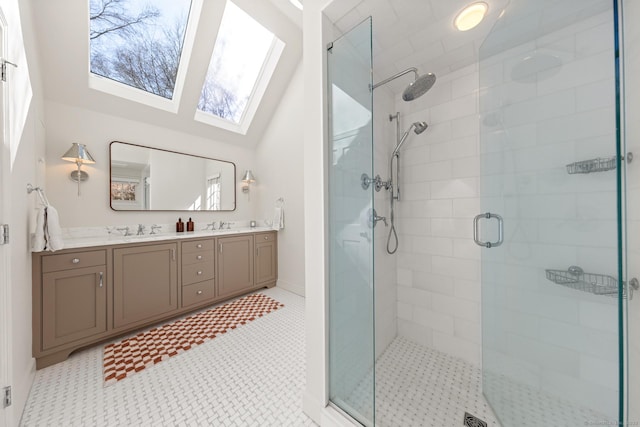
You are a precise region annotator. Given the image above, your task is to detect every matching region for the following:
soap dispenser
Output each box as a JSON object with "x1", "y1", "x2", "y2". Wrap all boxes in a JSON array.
[
  {"x1": 187, "y1": 218, "x2": 194, "y2": 232},
  {"x1": 176, "y1": 218, "x2": 184, "y2": 232}
]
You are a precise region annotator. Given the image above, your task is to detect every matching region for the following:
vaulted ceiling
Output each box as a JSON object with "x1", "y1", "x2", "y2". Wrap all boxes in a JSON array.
[{"x1": 30, "y1": 0, "x2": 303, "y2": 148}]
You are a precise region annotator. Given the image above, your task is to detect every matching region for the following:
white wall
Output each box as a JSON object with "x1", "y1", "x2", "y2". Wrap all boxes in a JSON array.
[
  {"x1": 43, "y1": 101, "x2": 256, "y2": 229},
  {"x1": 394, "y1": 63, "x2": 482, "y2": 366},
  {"x1": 2, "y1": 0, "x2": 46, "y2": 424},
  {"x1": 372, "y1": 87, "x2": 397, "y2": 357},
  {"x1": 254, "y1": 62, "x2": 306, "y2": 296}
]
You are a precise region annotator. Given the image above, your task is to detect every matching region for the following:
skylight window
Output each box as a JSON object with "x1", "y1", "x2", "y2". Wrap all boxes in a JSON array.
[
  {"x1": 89, "y1": 0, "x2": 194, "y2": 103},
  {"x1": 196, "y1": 1, "x2": 285, "y2": 132}
]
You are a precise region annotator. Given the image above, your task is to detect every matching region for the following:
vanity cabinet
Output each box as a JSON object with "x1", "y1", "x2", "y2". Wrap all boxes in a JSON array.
[
  {"x1": 113, "y1": 243, "x2": 178, "y2": 329},
  {"x1": 32, "y1": 230, "x2": 277, "y2": 369},
  {"x1": 255, "y1": 232, "x2": 277, "y2": 287},
  {"x1": 218, "y1": 235, "x2": 255, "y2": 298},
  {"x1": 40, "y1": 251, "x2": 107, "y2": 350}
]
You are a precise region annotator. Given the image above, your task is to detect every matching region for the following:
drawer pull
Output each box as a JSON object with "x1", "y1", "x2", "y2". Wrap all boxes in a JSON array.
[
  {"x1": 264, "y1": 236, "x2": 268, "y2": 240},
  {"x1": 72, "y1": 258, "x2": 80, "y2": 264},
  {"x1": 197, "y1": 244, "x2": 202, "y2": 248},
  {"x1": 196, "y1": 255, "x2": 202, "y2": 260},
  {"x1": 99, "y1": 272, "x2": 103, "y2": 288},
  {"x1": 197, "y1": 271, "x2": 203, "y2": 275},
  {"x1": 196, "y1": 290, "x2": 203, "y2": 295},
  {"x1": 171, "y1": 248, "x2": 176, "y2": 261}
]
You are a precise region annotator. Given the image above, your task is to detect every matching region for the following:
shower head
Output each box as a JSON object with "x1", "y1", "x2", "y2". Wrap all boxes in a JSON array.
[
  {"x1": 392, "y1": 121, "x2": 428, "y2": 156},
  {"x1": 402, "y1": 73, "x2": 436, "y2": 101},
  {"x1": 372, "y1": 68, "x2": 436, "y2": 101},
  {"x1": 413, "y1": 121, "x2": 428, "y2": 135}
]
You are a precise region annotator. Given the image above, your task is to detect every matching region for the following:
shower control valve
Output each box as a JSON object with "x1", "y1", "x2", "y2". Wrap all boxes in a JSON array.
[{"x1": 361, "y1": 173, "x2": 388, "y2": 192}]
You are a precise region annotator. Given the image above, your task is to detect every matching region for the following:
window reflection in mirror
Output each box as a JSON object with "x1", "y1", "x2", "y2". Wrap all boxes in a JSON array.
[{"x1": 109, "y1": 141, "x2": 236, "y2": 211}]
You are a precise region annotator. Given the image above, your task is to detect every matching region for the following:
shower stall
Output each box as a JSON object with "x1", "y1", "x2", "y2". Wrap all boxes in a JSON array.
[{"x1": 325, "y1": 0, "x2": 639, "y2": 426}]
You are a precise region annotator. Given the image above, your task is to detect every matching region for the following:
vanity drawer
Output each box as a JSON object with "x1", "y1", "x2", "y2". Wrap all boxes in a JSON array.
[
  {"x1": 256, "y1": 232, "x2": 276, "y2": 242},
  {"x1": 182, "y1": 239, "x2": 214, "y2": 254},
  {"x1": 182, "y1": 280, "x2": 215, "y2": 308},
  {"x1": 182, "y1": 262, "x2": 215, "y2": 286},
  {"x1": 42, "y1": 250, "x2": 106, "y2": 273},
  {"x1": 181, "y1": 250, "x2": 214, "y2": 266}
]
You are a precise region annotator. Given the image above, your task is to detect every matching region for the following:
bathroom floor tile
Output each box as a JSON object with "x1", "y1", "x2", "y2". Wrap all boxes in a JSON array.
[{"x1": 21, "y1": 288, "x2": 315, "y2": 427}]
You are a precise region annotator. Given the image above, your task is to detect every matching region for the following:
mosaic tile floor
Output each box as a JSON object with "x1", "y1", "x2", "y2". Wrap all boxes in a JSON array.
[
  {"x1": 343, "y1": 336, "x2": 500, "y2": 427},
  {"x1": 21, "y1": 288, "x2": 315, "y2": 427}
]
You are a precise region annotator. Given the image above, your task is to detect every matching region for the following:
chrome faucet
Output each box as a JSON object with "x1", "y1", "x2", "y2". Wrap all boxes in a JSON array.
[
  {"x1": 218, "y1": 221, "x2": 226, "y2": 229},
  {"x1": 137, "y1": 224, "x2": 146, "y2": 235},
  {"x1": 226, "y1": 222, "x2": 234, "y2": 230},
  {"x1": 204, "y1": 221, "x2": 216, "y2": 231},
  {"x1": 117, "y1": 226, "x2": 131, "y2": 236},
  {"x1": 150, "y1": 224, "x2": 162, "y2": 235}
]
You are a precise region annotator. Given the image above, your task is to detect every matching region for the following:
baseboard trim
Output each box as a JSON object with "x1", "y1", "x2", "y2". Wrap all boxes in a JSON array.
[{"x1": 276, "y1": 279, "x2": 305, "y2": 297}]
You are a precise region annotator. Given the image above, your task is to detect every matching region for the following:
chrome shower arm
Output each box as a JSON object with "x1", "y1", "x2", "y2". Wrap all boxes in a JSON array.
[{"x1": 371, "y1": 67, "x2": 419, "y2": 90}]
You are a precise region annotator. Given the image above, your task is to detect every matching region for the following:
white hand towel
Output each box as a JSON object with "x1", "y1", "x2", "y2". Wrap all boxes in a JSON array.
[
  {"x1": 32, "y1": 207, "x2": 46, "y2": 252},
  {"x1": 272, "y1": 206, "x2": 284, "y2": 231},
  {"x1": 44, "y1": 206, "x2": 64, "y2": 251}
]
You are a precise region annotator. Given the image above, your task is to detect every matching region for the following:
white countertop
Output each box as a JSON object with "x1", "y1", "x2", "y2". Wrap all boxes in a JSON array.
[{"x1": 53, "y1": 227, "x2": 276, "y2": 251}]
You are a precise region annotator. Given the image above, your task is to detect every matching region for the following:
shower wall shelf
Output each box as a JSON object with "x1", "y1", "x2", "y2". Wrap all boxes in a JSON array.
[
  {"x1": 566, "y1": 152, "x2": 633, "y2": 174},
  {"x1": 566, "y1": 157, "x2": 616, "y2": 174},
  {"x1": 545, "y1": 266, "x2": 622, "y2": 298}
]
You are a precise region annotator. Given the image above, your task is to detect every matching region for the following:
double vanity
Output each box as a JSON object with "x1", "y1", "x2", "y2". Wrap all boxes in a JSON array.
[{"x1": 32, "y1": 228, "x2": 278, "y2": 369}]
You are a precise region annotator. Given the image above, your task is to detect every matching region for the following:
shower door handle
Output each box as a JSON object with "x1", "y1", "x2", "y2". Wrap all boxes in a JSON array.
[{"x1": 473, "y1": 212, "x2": 504, "y2": 248}]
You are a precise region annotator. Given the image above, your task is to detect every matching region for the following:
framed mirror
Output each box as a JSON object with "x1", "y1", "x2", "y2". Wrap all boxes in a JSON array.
[{"x1": 109, "y1": 141, "x2": 236, "y2": 211}]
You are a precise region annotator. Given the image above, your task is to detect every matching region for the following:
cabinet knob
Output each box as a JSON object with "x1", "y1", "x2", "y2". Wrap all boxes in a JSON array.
[
  {"x1": 196, "y1": 255, "x2": 202, "y2": 260},
  {"x1": 197, "y1": 271, "x2": 202, "y2": 275},
  {"x1": 72, "y1": 258, "x2": 80, "y2": 264},
  {"x1": 197, "y1": 244, "x2": 202, "y2": 248},
  {"x1": 264, "y1": 236, "x2": 268, "y2": 240},
  {"x1": 196, "y1": 290, "x2": 203, "y2": 295}
]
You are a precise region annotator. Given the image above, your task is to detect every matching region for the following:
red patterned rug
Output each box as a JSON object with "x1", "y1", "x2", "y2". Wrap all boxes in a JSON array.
[{"x1": 103, "y1": 293, "x2": 283, "y2": 385}]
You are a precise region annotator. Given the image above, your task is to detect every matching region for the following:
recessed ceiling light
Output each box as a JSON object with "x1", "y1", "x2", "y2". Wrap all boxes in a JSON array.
[
  {"x1": 454, "y1": 2, "x2": 488, "y2": 31},
  {"x1": 289, "y1": 0, "x2": 303, "y2": 10}
]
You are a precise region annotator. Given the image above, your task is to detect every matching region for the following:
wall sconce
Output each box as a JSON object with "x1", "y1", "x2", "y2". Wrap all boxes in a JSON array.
[
  {"x1": 61, "y1": 143, "x2": 95, "y2": 196},
  {"x1": 242, "y1": 170, "x2": 256, "y2": 197}
]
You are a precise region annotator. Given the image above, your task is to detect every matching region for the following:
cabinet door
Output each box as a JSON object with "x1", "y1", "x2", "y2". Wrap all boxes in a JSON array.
[
  {"x1": 42, "y1": 266, "x2": 107, "y2": 350},
  {"x1": 217, "y1": 235, "x2": 254, "y2": 298},
  {"x1": 255, "y1": 238, "x2": 277, "y2": 286},
  {"x1": 113, "y1": 243, "x2": 178, "y2": 329}
]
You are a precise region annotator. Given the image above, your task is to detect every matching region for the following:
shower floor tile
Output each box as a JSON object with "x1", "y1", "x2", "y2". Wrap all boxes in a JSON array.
[
  {"x1": 345, "y1": 336, "x2": 500, "y2": 427},
  {"x1": 20, "y1": 288, "x2": 315, "y2": 427},
  {"x1": 343, "y1": 336, "x2": 611, "y2": 427}
]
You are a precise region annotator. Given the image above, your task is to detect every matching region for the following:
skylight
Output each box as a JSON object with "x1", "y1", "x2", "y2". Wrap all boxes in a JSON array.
[
  {"x1": 196, "y1": 1, "x2": 285, "y2": 132},
  {"x1": 89, "y1": 0, "x2": 195, "y2": 105}
]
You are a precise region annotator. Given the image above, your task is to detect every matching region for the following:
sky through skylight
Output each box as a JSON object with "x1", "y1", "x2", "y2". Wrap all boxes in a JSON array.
[
  {"x1": 198, "y1": 1, "x2": 276, "y2": 124},
  {"x1": 89, "y1": 0, "x2": 192, "y2": 99}
]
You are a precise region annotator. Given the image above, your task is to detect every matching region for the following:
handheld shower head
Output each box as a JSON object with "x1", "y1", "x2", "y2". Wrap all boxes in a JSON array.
[
  {"x1": 392, "y1": 121, "x2": 429, "y2": 156},
  {"x1": 413, "y1": 121, "x2": 428, "y2": 135}
]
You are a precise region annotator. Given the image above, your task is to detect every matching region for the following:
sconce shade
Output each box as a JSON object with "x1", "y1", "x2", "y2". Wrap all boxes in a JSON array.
[
  {"x1": 242, "y1": 170, "x2": 256, "y2": 183},
  {"x1": 61, "y1": 143, "x2": 95, "y2": 164}
]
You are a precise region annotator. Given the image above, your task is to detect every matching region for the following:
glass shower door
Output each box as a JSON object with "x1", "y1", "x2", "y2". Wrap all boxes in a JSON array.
[
  {"x1": 327, "y1": 17, "x2": 375, "y2": 426},
  {"x1": 479, "y1": 1, "x2": 621, "y2": 425},
  {"x1": 622, "y1": 0, "x2": 640, "y2": 422}
]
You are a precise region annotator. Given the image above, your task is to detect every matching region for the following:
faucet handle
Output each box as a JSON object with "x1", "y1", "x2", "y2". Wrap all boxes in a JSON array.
[
  {"x1": 226, "y1": 222, "x2": 234, "y2": 230},
  {"x1": 116, "y1": 226, "x2": 130, "y2": 236},
  {"x1": 204, "y1": 221, "x2": 216, "y2": 231},
  {"x1": 150, "y1": 224, "x2": 161, "y2": 234}
]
